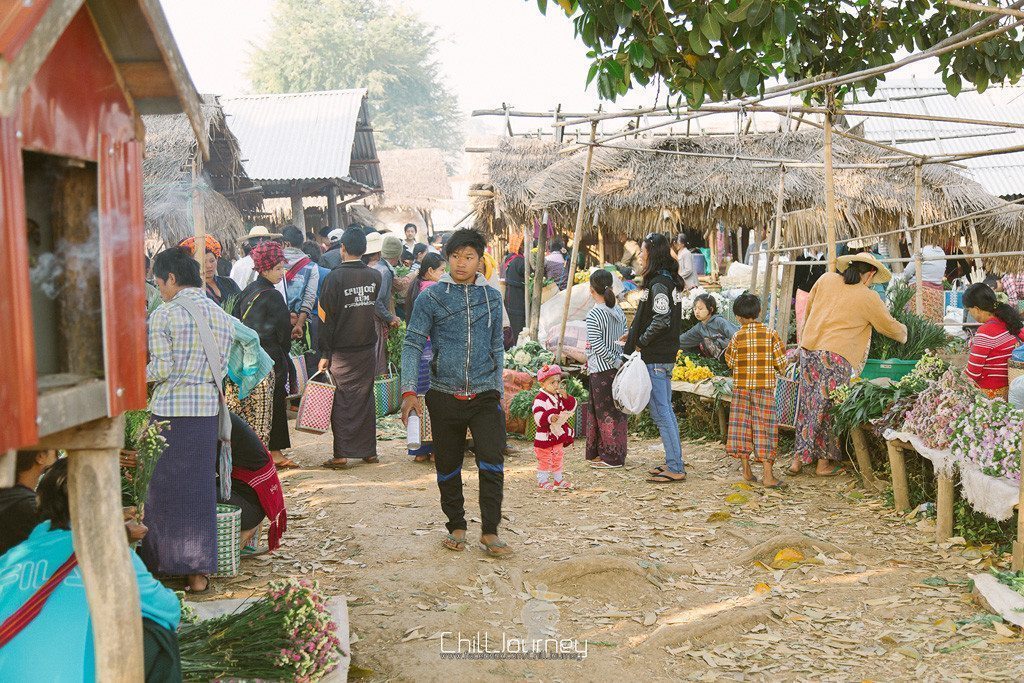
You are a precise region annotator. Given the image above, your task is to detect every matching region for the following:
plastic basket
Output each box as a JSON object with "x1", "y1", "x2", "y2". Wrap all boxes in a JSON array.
[
  {"x1": 213, "y1": 503, "x2": 241, "y2": 578},
  {"x1": 860, "y1": 358, "x2": 917, "y2": 381}
]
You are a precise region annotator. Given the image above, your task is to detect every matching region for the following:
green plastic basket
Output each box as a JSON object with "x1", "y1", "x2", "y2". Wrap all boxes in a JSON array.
[
  {"x1": 860, "y1": 358, "x2": 917, "y2": 381},
  {"x1": 213, "y1": 503, "x2": 241, "y2": 578}
]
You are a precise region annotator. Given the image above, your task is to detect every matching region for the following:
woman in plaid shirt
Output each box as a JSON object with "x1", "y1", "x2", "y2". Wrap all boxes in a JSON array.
[{"x1": 724, "y1": 294, "x2": 788, "y2": 488}]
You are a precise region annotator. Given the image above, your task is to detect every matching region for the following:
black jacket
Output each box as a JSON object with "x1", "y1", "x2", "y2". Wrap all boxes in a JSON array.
[
  {"x1": 624, "y1": 270, "x2": 681, "y2": 364},
  {"x1": 504, "y1": 254, "x2": 526, "y2": 335},
  {"x1": 318, "y1": 260, "x2": 382, "y2": 356},
  {"x1": 321, "y1": 246, "x2": 343, "y2": 270},
  {"x1": 794, "y1": 254, "x2": 826, "y2": 293},
  {"x1": 236, "y1": 276, "x2": 292, "y2": 375},
  {"x1": 0, "y1": 484, "x2": 38, "y2": 556}
]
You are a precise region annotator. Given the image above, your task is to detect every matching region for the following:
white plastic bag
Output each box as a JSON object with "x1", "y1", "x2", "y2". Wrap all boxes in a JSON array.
[{"x1": 612, "y1": 352, "x2": 652, "y2": 415}]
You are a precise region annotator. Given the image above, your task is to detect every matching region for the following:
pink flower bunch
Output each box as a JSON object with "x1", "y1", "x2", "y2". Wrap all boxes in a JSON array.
[
  {"x1": 950, "y1": 397, "x2": 1024, "y2": 482},
  {"x1": 902, "y1": 368, "x2": 978, "y2": 449},
  {"x1": 269, "y1": 578, "x2": 343, "y2": 680}
]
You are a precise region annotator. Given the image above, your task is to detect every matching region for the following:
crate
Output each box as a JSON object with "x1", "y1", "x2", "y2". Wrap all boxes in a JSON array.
[{"x1": 860, "y1": 358, "x2": 917, "y2": 381}]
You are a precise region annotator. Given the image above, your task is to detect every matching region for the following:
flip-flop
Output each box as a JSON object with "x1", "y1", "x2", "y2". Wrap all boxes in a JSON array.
[
  {"x1": 591, "y1": 462, "x2": 623, "y2": 469},
  {"x1": 816, "y1": 464, "x2": 847, "y2": 478},
  {"x1": 647, "y1": 472, "x2": 687, "y2": 484},
  {"x1": 479, "y1": 538, "x2": 513, "y2": 558},
  {"x1": 275, "y1": 459, "x2": 301, "y2": 470},
  {"x1": 321, "y1": 459, "x2": 349, "y2": 470},
  {"x1": 648, "y1": 465, "x2": 667, "y2": 476},
  {"x1": 443, "y1": 533, "x2": 467, "y2": 552}
]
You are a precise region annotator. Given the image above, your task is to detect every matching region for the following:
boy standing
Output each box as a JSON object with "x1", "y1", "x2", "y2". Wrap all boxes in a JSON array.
[
  {"x1": 724, "y1": 293, "x2": 788, "y2": 488},
  {"x1": 401, "y1": 229, "x2": 510, "y2": 557}
]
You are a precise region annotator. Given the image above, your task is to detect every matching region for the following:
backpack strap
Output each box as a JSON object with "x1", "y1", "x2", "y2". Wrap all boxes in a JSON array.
[{"x1": 0, "y1": 552, "x2": 78, "y2": 647}]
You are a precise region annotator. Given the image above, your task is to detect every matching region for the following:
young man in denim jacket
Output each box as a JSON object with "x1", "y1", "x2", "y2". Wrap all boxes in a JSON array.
[{"x1": 401, "y1": 229, "x2": 511, "y2": 557}]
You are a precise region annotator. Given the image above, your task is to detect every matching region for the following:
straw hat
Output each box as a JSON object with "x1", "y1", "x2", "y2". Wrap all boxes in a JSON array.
[
  {"x1": 246, "y1": 225, "x2": 282, "y2": 240},
  {"x1": 364, "y1": 231, "x2": 384, "y2": 255},
  {"x1": 836, "y1": 252, "x2": 892, "y2": 284}
]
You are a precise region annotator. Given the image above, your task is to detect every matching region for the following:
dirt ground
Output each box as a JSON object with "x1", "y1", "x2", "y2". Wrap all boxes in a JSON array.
[{"x1": 201, "y1": 422, "x2": 1024, "y2": 682}]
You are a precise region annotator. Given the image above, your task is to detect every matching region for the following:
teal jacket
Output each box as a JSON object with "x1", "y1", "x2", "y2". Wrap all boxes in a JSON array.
[
  {"x1": 0, "y1": 522, "x2": 180, "y2": 681},
  {"x1": 227, "y1": 319, "x2": 274, "y2": 399}
]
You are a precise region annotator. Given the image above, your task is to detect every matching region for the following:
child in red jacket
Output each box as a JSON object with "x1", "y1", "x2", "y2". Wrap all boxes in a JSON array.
[{"x1": 533, "y1": 364, "x2": 577, "y2": 490}]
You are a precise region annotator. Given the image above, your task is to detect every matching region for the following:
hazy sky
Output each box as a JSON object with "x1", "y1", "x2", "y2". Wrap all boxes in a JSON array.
[{"x1": 160, "y1": 0, "x2": 940, "y2": 135}]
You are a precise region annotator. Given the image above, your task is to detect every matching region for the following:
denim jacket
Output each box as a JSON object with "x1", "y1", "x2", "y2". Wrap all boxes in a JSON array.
[{"x1": 401, "y1": 273, "x2": 504, "y2": 397}]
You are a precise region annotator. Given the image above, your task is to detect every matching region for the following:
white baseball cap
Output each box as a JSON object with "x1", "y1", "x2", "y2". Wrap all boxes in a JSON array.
[{"x1": 327, "y1": 228, "x2": 345, "y2": 243}]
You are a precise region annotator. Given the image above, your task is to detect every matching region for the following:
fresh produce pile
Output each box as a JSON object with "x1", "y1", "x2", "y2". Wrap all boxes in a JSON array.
[
  {"x1": 950, "y1": 397, "x2": 1024, "y2": 482},
  {"x1": 505, "y1": 341, "x2": 555, "y2": 373},
  {"x1": 901, "y1": 367, "x2": 979, "y2": 450},
  {"x1": 991, "y1": 569, "x2": 1024, "y2": 596},
  {"x1": 868, "y1": 283, "x2": 949, "y2": 361},
  {"x1": 179, "y1": 578, "x2": 343, "y2": 681},
  {"x1": 386, "y1": 321, "x2": 406, "y2": 369}
]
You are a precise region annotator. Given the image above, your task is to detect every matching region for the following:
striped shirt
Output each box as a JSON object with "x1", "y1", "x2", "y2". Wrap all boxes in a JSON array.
[
  {"x1": 585, "y1": 304, "x2": 627, "y2": 374},
  {"x1": 724, "y1": 321, "x2": 788, "y2": 390},
  {"x1": 147, "y1": 287, "x2": 235, "y2": 417},
  {"x1": 532, "y1": 390, "x2": 577, "y2": 447},
  {"x1": 966, "y1": 318, "x2": 1021, "y2": 390}
]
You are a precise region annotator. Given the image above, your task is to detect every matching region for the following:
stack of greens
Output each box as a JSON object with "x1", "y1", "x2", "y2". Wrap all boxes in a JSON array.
[
  {"x1": 868, "y1": 282, "x2": 949, "y2": 361},
  {"x1": 505, "y1": 341, "x2": 555, "y2": 373},
  {"x1": 387, "y1": 321, "x2": 406, "y2": 369},
  {"x1": 121, "y1": 410, "x2": 169, "y2": 517}
]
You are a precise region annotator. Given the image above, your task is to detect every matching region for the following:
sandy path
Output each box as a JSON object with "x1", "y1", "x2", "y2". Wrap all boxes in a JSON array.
[{"x1": 204, "y1": 425, "x2": 1024, "y2": 682}]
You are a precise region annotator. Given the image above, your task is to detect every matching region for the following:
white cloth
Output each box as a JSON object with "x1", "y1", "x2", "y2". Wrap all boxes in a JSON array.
[
  {"x1": 229, "y1": 255, "x2": 287, "y2": 301},
  {"x1": 899, "y1": 245, "x2": 947, "y2": 286}
]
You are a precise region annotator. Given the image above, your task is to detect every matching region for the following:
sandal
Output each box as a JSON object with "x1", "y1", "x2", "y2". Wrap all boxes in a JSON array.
[
  {"x1": 479, "y1": 538, "x2": 513, "y2": 558},
  {"x1": 648, "y1": 465, "x2": 667, "y2": 476},
  {"x1": 275, "y1": 458, "x2": 301, "y2": 470},
  {"x1": 322, "y1": 459, "x2": 349, "y2": 470},
  {"x1": 591, "y1": 461, "x2": 623, "y2": 469},
  {"x1": 647, "y1": 472, "x2": 687, "y2": 484},
  {"x1": 816, "y1": 464, "x2": 847, "y2": 478},
  {"x1": 443, "y1": 533, "x2": 467, "y2": 552}
]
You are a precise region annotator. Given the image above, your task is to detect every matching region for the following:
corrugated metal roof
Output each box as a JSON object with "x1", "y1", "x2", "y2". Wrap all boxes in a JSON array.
[
  {"x1": 849, "y1": 78, "x2": 1024, "y2": 197},
  {"x1": 222, "y1": 89, "x2": 382, "y2": 191}
]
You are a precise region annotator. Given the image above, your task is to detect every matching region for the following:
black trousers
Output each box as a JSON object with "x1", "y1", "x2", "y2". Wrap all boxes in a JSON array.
[{"x1": 425, "y1": 390, "x2": 505, "y2": 536}]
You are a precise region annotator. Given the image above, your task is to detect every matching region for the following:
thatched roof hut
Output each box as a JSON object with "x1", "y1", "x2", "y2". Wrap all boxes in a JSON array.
[
  {"x1": 143, "y1": 96, "x2": 261, "y2": 251},
  {"x1": 370, "y1": 148, "x2": 452, "y2": 211},
  {"x1": 482, "y1": 132, "x2": 1024, "y2": 268}
]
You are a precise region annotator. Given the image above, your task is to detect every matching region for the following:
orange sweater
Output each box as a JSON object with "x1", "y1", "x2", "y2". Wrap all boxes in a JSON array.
[{"x1": 799, "y1": 273, "x2": 907, "y2": 371}]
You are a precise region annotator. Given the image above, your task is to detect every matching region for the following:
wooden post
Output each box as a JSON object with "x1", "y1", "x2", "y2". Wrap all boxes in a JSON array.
[
  {"x1": 935, "y1": 473, "x2": 954, "y2": 543},
  {"x1": 326, "y1": 185, "x2": 340, "y2": 231},
  {"x1": 886, "y1": 232, "x2": 904, "y2": 274},
  {"x1": 824, "y1": 109, "x2": 838, "y2": 271},
  {"x1": 192, "y1": 156, "x2": 206, "y2": 270},
  {"x1": 766, "y1": 171, "x2": 786, "y2": 329},
  {"x1": 708, "y1": 226, "x2": 720, "y2": 282},
  {"x1": 886, "y1": 440, "x2": 911, "y2": 513},
  {"x1": 523, "y1": 224, "x2": 533, "y2": 336},
  {"x1": 968, "y1": 218, "x2": 983, "y2": 273},
  {"x1": 716, "y1": 403, "x2": 728, "y2": 443},
  {"x1": 529, "y1": 214, "x2": 548, "y2": 340},
  {"x1": 774, "y1": 261, "x2": 797, "y2": 341},
  {"x1": 556, "y1": 122, "x2": 597, "y2": 364},
  {"x1": 597, "y1": 224, "x2": 605, "y2": 264},
  {"x1": 290, "y1": 186, "x2": 306, "y2": 233},
  {"x1": 0, "y1": 450, "x2": 13, "y2": 487},
  {"x1": 748, "y1": 224, "x2": 765, "y2": 291},
  {"x1": 913, "y1": 162, "x2": 924, "y2": 316},
  {"x1": 850, "y1": 425, "x2": 881, "y2": 492}
]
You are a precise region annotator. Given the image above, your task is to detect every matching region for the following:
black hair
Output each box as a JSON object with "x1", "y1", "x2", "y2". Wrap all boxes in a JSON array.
[
  {"x1": 674, "y1": 233, "x2": 688, "y2": 249},
  {"x1": 694, "y1": 293, "x2": 718, "y2": 317},
  {"x1": 152, "y1": 247, "x2": 202, "y2": 287},
  {"x1": 404, "y1": 223, "x2": 418, "y2": 233},
  {"x1": 407, "y1": 253, "x2": 446, "y2": 321},
  {"x1": 362, "y1": 226, "x2": 378, "y2": 236},
  {"x1": 412, "y1": 243, "x2": 428, "y2": 260},
  {"x1": 550, "y1": 238, "x2": 565, "y2": 253},
  {"x1": 641, "y1": 233, "x2": 684, "y2": 290},
  {"x1": 241, "y1": 241, "x2": 254, "y2": 256},
  {"x1": 301, "y1": 240, "x2": 322, "y2": 264},
  {"x1": 964, "y1": 283, "x2": 1023, "y2": 336},
  {"x1": 340, "y1": 227, "x2": 367, "y2": 257},
  {"x1": 842, "y1": 260, "x2": 878, "y2": 285},
  {"x1": 15, "y1": 450, "x2": 39, "y2": 475},
  {"x1": 430, "y1": 233, "x2": 443, "y2": 245},
  {"x1": 589, "y1": 269, "x2": 616, "y2": 308},
  {"x1": 281, "y1": 224, "x2": 305, "y2": 247},
  {"x1": 733, "y1": 292, "x2": 762, "y2": 320},
  {"x1": 37, "y1": 457, "x2": 70, "y2": 530},
  {"x1": 444, "y1": 228, "x2": 486, "y2": 258}
]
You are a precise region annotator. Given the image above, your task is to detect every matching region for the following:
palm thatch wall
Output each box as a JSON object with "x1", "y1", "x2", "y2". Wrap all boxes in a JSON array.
[
  {"x1": 143, "y1": 96, "x2": 261, "y2": 253},
  {"x1": 369, "y1": 148, "x2": 452, "y2": 211},
  {"x1": 479, "y1": 132, "x2": 1024, "y2": 269}
]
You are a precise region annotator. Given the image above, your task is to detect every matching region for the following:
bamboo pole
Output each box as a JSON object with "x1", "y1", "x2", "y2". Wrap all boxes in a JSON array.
[
  {"x1": 913, "y1": 162, "x2": 924, "y2": 316},
  {"x1": 824, "y1": 111, "x2": 837, "y2": 271},
  {"x1": 557, "y1": 123, "x2": 598, "y2": 364},
  {"x1": 523, "y1": 224, "x2": 532, "y2": 336},
  {"x1": 887, "y1": 440, "x2": 911, "y2": 513},
  {"x1": 935, "y1": 474, "x2": 954, "y2": 543},
  {"x1": 192, "y1": 156, "x2": 206, "y2": 270},
  {"x1": 529, "y1": 214, "x2": 548, "y2": 340},
  {"x1": 749, "y1": 225, "x2": 764, "y2": 291},
  {"x1": 968, "y1": 219, "x2": 984, "y2": 273},
  {"x1": 766, "y1": 171, "x2": 786, "y2": 329},
  {"x1": 597, "y1": 224, "x2": 605, "y2": 264}
]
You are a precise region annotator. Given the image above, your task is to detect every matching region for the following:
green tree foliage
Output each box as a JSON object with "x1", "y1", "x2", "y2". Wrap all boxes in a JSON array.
[
  {"x1": 249, "y1": 0, "x2": 463, "y2": 153},
  {"x1": 531, "y1": 0, "x2": 1024, "y2": 107}
]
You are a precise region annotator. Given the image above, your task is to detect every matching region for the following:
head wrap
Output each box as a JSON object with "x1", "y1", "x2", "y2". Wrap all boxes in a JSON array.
[
  {"x1": 178, "y1": 234, "x2": 222, "y2": 259},
  {"x1": 251, "y1": 240, "x2": 285, "y2": 273}
]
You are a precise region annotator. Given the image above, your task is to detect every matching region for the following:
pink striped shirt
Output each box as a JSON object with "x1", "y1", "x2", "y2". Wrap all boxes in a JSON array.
[
  {"x1": 532, "y1": 390, "x2": 577, "y2": 448},
  {"x1": 966, "y1": 318, "x2": 1021, "y2": 390}
]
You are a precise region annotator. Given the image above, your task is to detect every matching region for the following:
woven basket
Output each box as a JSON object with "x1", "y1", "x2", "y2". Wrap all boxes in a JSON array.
[{"x1": 213, "y1": 503, "x2": 241, "y2": 578}]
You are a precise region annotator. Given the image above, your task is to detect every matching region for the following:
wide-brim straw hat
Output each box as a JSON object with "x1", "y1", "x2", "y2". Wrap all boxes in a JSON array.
[
  {"x1": 836, "y1": 252, "x2": 892, "y2": 284},
  {"x1": 246, "y1": 225, "x2": 283, "y2": 240}
]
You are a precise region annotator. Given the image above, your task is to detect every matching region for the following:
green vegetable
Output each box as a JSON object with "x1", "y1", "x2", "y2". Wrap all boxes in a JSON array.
[
  {"x1": 509, "y1": 388, "x2": 536, "y2": 422},
  {"x1": 386, "y1": 321, "x2": 406, "y2": 371},
  {"x1": 868, "y1": 282, "x2": 948, "y2": 361},
  {"x1": 991, "y1": 569, "x2": 1024, "y2": 597},
  {"x1": 506, "y1": 341, "x2": 555, "y2": 373}
]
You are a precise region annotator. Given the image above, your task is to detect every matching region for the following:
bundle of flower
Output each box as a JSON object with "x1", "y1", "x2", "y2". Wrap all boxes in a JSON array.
[
  {"x1": 505, "y1": 341, "x2": 554, "y2": 373},
  {"x1": 673, "y1": 355, "x2": 714, "y2": 383},
  {"x1": 386, "y1": 321, "x2": 406, "y2": 369},
  {"x1": 902, "y1": 368, "x2": 978, "y2": 449},
  {"x1": 179, "y1": 578, "x2": 343, "y2": 682},
  {"x1": 121, "y1": 411, "x2": 168, "y2": 518},
  {"x1": 950, "y1": 397, "x2": 1024, "y2": 482}
]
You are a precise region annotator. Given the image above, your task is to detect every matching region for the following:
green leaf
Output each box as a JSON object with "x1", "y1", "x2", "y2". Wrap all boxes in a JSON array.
[
  {"x1": 727, "y1": 2, "x2": 750, "y2": 21},
  {"x1": 614, "y1": 4, "x2": 633, "y2": 28},
  {"x1": 701, "y1": 13, "x2": 721, "y2": 42},
  {"x1": 688, "y1": 29, "x2": 712, "y2": 56},
  {"x1": 747, "y1": 0, "x2": 771, "y2": 26},
  {"x1": 537, "y1": 0, "x2": 548, "y2": 15},
  {"x1": 774, "y1": 6, "x2": 796, "y2": 35},
  {"x1": 606, "y1": 59, "x2": 625, "y2": 81},
  {"x1": 686, "y1": 80, "x2": 706, "y2": 108},
  {"x1": 624, "y1": 0, "x2": 643, "y2": 9},
  {"x1": 944, "y1": 74, "x2": 962, "y2": 97},
  {"x1": 740, "y1": 66, "x2": 759, "y2": 94},
  {"x1": 586, "y1": 62, "x2": 599, "y2": 87},
  {"x1": 652, "y1": 34, "x2": 673, "y2": 54}
]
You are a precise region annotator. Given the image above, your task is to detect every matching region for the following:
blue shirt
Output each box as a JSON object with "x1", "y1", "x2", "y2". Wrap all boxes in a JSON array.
[{"x1": 0, "y1": 522, "x2": 180, "y2": 682}]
